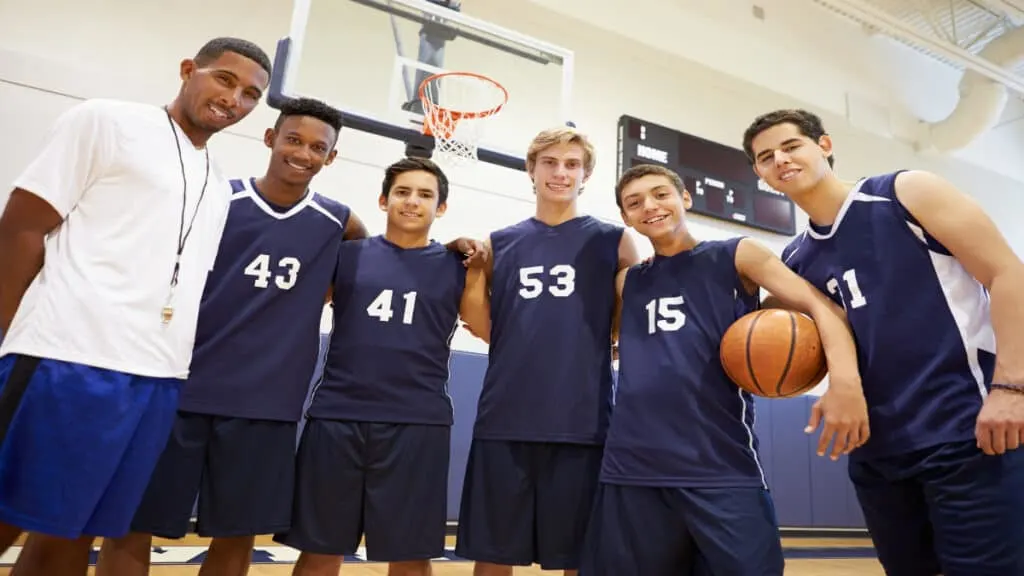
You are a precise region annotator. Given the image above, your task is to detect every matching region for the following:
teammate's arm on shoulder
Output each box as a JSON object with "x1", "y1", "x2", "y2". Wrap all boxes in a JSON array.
[
  {"x1": 734, "y1": 237, "x2": 858, "y2": 379},
  {"x1": 459, "y1": 267, "x2": 491, "y2": 343},
  {"x1": 611, "y1": 266, "x2": 629, "y2": 351},
  {"x1": 617, "y1": 229, "x2": 642, "y2": 271},
  {"x1": 734, "y1": 238, "x2": 842, "y2": 318},
  {"x1": 615, "y1": 266, "x2": 629, "y2": 301},
  {"x1": 760, "y1": 240, "x2": 803, "y2": 310},
  {"x1": 0, "y1": 190, "x2": 64, "y2": 332},
  {"x1": 761, "y1": 288, "x2": 790, "y2": 310},
  {"x1": 735, "y1": 237, "x2": 868, "y2": 455},
  {"x1": 480, "y1": 237, "x2": 494, "y2": 283},
  {"x1": 895, "y1": 169, "x2": 1024, "y2": 383},
  {"x1": 343, "y1": 211, "x2": 369, "y2": 241},
  {"x1": 612, "y1": 227, "x2": 640, "y2": 347},
  {"x1": 444, "y1": 235, "x2": 492, "y2": 280}
]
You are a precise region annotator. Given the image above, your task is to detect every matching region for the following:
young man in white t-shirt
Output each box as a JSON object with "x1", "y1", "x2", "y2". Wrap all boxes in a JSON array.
[{"x1": 0, "y1": 36, "x2": 271, "y2": 573}]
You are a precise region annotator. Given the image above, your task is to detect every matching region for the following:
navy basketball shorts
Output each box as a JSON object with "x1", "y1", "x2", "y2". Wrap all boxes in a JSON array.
[
  {"x1": 130, "y1": 411, "x2": 297, "y2": 539},
  {"x1": 0, "y1": 354, "x2": 181, "y2": 539},
  {"x1": 275, "y1": 419, "x2": 451, "y2": 562},
  {"x1": 849, "y1": 439, "x2": 1024, "y2": 576},
  {"x1": 454, "y1": 439, "x2": 604, "y2": 570},
  {"x1": 578, "y1": 483, "x2": 784, "y2": 576}
]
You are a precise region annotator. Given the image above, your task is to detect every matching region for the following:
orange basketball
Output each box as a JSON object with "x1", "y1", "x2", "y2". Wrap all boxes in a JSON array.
[{"x1": 720, "y1": 309, "x2": 828, "y2": 398}]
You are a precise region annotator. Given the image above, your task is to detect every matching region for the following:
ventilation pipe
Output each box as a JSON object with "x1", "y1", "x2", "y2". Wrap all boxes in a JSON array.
[
  {"x1": 918, "y1": 26, "x2": 1024, "y2": 153},
  {"x1": 811, "y1": 0, "x2": 1024, "y2": 152}
]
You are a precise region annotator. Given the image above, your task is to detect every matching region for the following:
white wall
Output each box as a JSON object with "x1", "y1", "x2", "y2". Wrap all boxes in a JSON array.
[
  {"x1": 529, "y1": 0, "x2": 1024, "y2": 185},
  {"x1": 1, "y1": 0, "x2": 1022, "y2": 369}
]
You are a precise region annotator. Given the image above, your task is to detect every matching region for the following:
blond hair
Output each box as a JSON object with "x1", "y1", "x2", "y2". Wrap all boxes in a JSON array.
[{"x1": 525, "y1": 127, "x2": 596, "y2": 177}]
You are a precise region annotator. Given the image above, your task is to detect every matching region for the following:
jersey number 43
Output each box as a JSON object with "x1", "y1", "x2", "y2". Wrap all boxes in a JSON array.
[{"x1": 244, "y1": 254, "x2": 301, "y2": 290}]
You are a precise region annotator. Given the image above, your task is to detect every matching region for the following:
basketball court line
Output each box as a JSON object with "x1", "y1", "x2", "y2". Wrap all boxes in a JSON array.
[{"x1": 0, "y1": 544, "x2": 878, "y2": 566}]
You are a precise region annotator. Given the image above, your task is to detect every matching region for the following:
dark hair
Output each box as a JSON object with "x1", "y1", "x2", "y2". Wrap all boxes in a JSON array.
[
  {"x1": 194, "y1": 37, "x2": 272, "y2": 77},
  {"x1": 273, "y1": 97, "x2": 344, "y2": 139},
  {"x1": 742, "y1": 109, "x2": 834, "y2": 168},
  {"x1": 615, "y1": 164, "x2": 684, "y2": 210},
  {"x1": 381, "y1": 157, "x2": 450, "y2": 205}
]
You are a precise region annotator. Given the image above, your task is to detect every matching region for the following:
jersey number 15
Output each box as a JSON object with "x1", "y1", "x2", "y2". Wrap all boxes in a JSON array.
[{"x1": 645, "y1": 296, "x2": 686, "y2": 334}]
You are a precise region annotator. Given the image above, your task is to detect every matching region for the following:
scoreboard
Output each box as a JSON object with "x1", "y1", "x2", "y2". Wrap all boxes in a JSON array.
[{"x1": 616, "y1": 115, "x2": 797, "y2": 236}]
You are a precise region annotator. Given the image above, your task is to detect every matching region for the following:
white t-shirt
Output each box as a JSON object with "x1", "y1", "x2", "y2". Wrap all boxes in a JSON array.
[{"x1": 0, "y1": 98, "x2": 230, "y2": 379}]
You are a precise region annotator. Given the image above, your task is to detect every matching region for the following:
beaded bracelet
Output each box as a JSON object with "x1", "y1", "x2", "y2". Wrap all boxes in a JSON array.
[{"x1": 991, "y1": 383, "x2": 1024, "y2": 395}]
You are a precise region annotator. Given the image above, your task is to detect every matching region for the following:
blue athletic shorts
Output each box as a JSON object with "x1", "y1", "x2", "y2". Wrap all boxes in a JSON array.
[
  {"x1": 275, "y1": 419, "x2": 450, "y2": 561},
  {"x1": 579, "y1": 483, "x2": 784, "y2": 576},
  {"x1": 131, "y1": 412, "x2": 297, "y2": 539},
  {"x1": 454, "y1": 439, "x2": 604, "y2": 570},
  {"x1": 0, "y1": 354, "x2": 181, "y2": 539},
  {"x1": 850, "y1": 439, "x2": 1024, "y2": 576}
]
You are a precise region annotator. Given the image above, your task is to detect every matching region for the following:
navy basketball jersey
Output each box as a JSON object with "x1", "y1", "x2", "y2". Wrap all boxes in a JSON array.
[
  {"x1": 600, "y1": 238, "x2": 766, "y2": 488},
  {"x1": 782, "y1": 171, "x2": 995, "y2": 459},
  {"x1": 307, "y1": 236, "x2": 466, "y2": 426},
  {"x1": 177, "y1": 178, "x2": 350, "y2": 422},
  {"x1": 474, "y1": 215, "x2": 623, "y2": 445}
]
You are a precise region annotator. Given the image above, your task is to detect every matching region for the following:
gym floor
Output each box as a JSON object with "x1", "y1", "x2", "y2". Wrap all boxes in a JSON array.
[{"x1": 0, "y1": 533, "x2": 886, "y2": 574}]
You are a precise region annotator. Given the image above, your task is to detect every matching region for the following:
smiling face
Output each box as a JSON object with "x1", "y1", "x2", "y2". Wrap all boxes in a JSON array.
[
  {"x1": 530, "y1": 141, "x2": 589, "y2": 204},
  {"x1": 749, "y1": 122, "x2": 834, "y2": 198},
  {"x1": 525, "y1": 128, "x2": 596, "y2": 205},
  {"x1": 618, "y1": 172, "x2": 692, "y2": 242},
  {"x1": 379, "y1": 169, "x2": 447, "y2": 234},
  {"x1": 178, "y1": 50, "x2": 269, "y2": 134},
  {"x1": 743, "y1": 110, "x2": 835, "y2": 200},
  {"x1": 264, "y1": 114, "x2": 339, "y2": 188}
]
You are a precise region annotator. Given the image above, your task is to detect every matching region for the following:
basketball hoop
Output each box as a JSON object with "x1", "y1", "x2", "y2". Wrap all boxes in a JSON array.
[{"x1": 419, "y1": 71, "x2": 508, "y2": 165}]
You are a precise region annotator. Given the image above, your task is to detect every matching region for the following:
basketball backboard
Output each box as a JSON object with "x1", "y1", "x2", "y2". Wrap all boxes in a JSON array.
[{"x1": 268, "y1": 0, "x2": 575, "y2": 170}]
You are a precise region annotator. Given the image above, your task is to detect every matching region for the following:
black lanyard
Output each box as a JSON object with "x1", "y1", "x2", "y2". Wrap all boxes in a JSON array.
[{"x1": 164, "y1": 108, "x2": 210, "y2": 289}]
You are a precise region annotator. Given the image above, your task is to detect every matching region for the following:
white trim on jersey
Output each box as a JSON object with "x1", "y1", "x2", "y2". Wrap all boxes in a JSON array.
[
  {"x1": 441, "y1": 316, "x2": 460, "y2": 420},
  {"x1": 233, "y1": 179, "x2": 346, "y2": 230},
  {"x1": 905, "y1": 220, "x2": 995, "y2": 399},
  {"x1": 738, "y1": 388, "x2": 769, "y2": 490},
  {"x1": 799, "y1": 177, "x2": 994, "y2": 402},
  {"x1": 305, "y1": 318, "x2": 335, "y2": 414},
  {"x1": 805, "y1": 179, "x2": 889, "y2": 241}
]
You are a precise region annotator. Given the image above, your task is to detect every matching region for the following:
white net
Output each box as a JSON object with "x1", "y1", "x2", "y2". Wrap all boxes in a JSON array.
[{"x1": 419, "y1": 72, "x2": 508, "y2": 165}]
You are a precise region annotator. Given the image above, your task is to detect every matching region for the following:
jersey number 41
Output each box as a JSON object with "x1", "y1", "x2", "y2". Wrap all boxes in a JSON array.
[{"x1": 367, "y1": 289, "x2": 418, "y2": 325}]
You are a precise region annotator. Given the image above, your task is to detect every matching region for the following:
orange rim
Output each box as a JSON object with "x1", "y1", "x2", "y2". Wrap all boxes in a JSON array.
[{"x1": 418, "y1": 71, "x2": 508, "y2": 138}]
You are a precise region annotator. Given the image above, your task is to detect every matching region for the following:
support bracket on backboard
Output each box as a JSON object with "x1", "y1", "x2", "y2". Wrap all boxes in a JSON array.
[
  {"x1": 267, "y1": 0, "x2": 578, "y2": 173},
  {"x1": 269, "y1": 37, "x2": 537, "y2": 170}
]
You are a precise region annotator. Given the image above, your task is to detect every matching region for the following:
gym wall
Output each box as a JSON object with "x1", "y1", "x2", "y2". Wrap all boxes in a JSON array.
[{"x1": 2, "y1": 0, "x2": 1022, "y2": 530}]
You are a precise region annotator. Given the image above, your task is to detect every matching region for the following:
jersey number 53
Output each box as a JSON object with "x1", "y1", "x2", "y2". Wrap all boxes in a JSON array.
[{"x1": 518, "y1": 265, "x2": 576, "y2": 299}]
